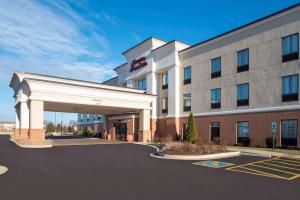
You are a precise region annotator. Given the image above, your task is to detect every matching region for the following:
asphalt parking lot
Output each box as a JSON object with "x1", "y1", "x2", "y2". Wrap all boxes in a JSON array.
[{"x1": 0, "y1": 135, "x2": 299, "y2": 200}]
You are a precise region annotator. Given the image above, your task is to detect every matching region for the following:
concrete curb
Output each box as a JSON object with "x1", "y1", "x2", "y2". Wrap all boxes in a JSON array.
[
  {"x1": 150, "y1": 151, "x2": 241, "y2": 160},
  {"x1": 0, "y1": 165, "x2": 8, "y2": 176},
  {"x1": 132, "y1": 142, "x2": 160, "y2": 151},
  {"x1": 228, "y1": 147, "x2": 300, "y2": 159},
  {"x1": 10, "y1": 138, "x2": 53, "y2": 149}
]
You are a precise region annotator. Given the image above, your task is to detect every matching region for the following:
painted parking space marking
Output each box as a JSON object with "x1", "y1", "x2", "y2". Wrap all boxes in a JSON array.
[
  {"x1": 226, "y1": 157, "x2": 300, "y2": 180},
  {"x1": 193, "y1": 160, "x2": 234, "y2": 168}
]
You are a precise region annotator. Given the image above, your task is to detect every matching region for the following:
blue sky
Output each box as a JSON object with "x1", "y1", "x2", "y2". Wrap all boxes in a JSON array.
[{"x1": 0, "y1": 0, "x2": 299, "y2": 123}]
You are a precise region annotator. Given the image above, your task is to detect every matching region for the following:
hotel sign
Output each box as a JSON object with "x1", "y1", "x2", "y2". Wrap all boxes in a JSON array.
[{"x1": 130, "y1": 57, "x2": 147, "y2": 72}]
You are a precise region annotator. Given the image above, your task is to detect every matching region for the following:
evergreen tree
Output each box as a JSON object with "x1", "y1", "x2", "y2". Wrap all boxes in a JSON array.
[{"x1": 187, "y1": 113, "x2": 198, "y2": 143}]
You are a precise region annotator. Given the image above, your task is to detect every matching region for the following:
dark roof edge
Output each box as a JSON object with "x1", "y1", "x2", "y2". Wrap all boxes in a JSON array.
[
  {"x1": 179, "y1": 3, "x2": 300, "y2": 54},
  {"x1": 121, "y1": 36, "x2": 166, "y2": 55}
]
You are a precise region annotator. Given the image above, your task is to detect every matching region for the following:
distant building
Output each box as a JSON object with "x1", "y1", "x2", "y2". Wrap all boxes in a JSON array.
[
  {"x1": 77, "y1": 114, "x2": 103, "y2": 136},
  {"x1": 0, "y1": 121, "x2": 15, "y2": 132}
]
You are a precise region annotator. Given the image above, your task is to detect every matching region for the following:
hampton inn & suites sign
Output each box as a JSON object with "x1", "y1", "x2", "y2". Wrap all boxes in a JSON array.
[{"x1": 129, "y1": 57, "x2": 147, "y2": 72}]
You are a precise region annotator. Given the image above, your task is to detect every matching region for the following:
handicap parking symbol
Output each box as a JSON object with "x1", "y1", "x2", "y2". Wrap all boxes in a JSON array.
[{"x1": 192, "y1": 160, "x2": 234, "y2": 168}]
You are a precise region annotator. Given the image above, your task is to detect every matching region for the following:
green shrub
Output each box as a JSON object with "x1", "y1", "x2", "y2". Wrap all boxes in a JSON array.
[
  {"x1": 241, "y1": 137, "x2": 251, "y2": 147},
  {"x1": 187, "y1": 113, "x2": 198, "y2": 143},
  {"x1": 86, "y1": 127, "x2": 94, "y2": 137}
]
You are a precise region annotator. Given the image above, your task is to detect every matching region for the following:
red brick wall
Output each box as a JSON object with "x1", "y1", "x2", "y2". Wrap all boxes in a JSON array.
[{"x1": 157, "y1": 110, "x2": 300, "y2": 148}]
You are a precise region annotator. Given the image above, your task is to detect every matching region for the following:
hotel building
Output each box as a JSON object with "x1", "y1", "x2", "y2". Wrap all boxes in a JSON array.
[{"x1": 78, "y1": 4, "x2": 300, "y2": 148}]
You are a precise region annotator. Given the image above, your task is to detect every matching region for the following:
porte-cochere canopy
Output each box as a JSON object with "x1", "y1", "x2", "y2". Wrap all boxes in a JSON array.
[{"x1": 9, "y1": 72, "x2": 156, "y2": 146}]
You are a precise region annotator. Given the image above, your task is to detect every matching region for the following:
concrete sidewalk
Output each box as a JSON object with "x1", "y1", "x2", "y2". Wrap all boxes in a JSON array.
[
  {"x1": 228, "y1": 146, "x2": 300, "y2": 159},
  {"x1": 50, "y1": 138, "x2": 125, "y2": 146}
]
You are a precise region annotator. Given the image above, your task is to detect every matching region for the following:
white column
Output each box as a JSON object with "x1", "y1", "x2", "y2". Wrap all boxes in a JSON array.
[
  {"x1": 146, "y1": 72, "x2": 158, "y2": 95},
  {"x1": 29, "y1": 100, "x2": 44, "y2": 130},
  {"x1": 14, "y1": 104, "x2": 21, "y2": 140},
  {"x1": 15, "y1": 105, "x2": 20, "y2": 130},
  {"x1": 20, "y1": 101, "x2": 30, "y2": 130},
  {"x1": 146, "y1": 72, "x2": 158, "y2": 119},
  {"x1": 168, "y1": 66, "x2": 180, "y2": 117},
  {"x1": 102, "y1": 115, "x2": 107, "y2": 131},
  {"x1": 139, "y1": 109, "x2": 150, "y2": 131},
  {"x1": 126, "y1": 80, "x2": 134, "y2": 88}
]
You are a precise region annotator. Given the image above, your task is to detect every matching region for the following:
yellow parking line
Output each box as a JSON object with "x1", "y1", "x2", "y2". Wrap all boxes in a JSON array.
[
  {"x1": 289, "y1": 174, "x2": 300, "y2": 180},
  {"x1": 227, "y1": 166, "x2": 289, "y2": 180},
  {"x1": 250, "y1": 163, "x2": 298, "y2": 175},
  {"x1": 262, "y1": 161, "x2": 300, "y2": 171},
  {"x1": 269, "y1": 160, "x2": 300, "y2": 167},
  {"x1": 276, "y1": 158, "x2": 300, "y2": 164},
  {"x1": 227, "y1": 158, "x2": 273, "y2": 168}
]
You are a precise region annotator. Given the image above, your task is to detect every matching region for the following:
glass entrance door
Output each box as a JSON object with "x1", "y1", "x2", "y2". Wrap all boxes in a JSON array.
[{"x1": 115, "y1": 123, "x2": 127, "y2": 141}]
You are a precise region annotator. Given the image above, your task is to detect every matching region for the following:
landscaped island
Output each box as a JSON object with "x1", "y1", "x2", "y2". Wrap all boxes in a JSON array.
[{"x1": 153, "y1": 113, "x2": 230, "y2": 159}]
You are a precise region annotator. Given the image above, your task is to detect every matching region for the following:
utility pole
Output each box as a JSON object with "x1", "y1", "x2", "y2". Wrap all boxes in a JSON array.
[
  {"x1": 61, "y1": 112, "x2": 63, "y2": 136},
  {"x1": 54, "y1": 112, "x2": 56, "y2": 134}
]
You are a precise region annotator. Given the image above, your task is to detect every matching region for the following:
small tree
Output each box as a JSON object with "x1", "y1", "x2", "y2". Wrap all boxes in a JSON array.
[
  {"x1": 46, "y1": 123, "x2": 56, "y2": 133},
  {"x1": 187, "y1": 113, "x2": 198, "y2": 143},
  {"x1": 86, "y1": 127, "x2": 94, "y2": 137}
]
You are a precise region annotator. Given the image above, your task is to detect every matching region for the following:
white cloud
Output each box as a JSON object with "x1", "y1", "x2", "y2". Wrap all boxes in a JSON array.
[{"x1": 0, "y1": 0, "x2": 118, "y2": 83}]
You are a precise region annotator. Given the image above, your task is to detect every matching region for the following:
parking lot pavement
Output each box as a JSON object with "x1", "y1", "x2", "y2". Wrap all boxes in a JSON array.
[{"x1": 0, "y1": 135, "x2": 299, "y2": 200}]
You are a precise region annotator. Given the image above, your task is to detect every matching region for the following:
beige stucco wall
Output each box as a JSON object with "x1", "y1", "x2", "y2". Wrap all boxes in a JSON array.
[{"x1": 179, "y1": 9, "x2": 300, "y2": 116}]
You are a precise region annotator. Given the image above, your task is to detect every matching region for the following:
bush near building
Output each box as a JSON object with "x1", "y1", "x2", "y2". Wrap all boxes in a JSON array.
[{"x1": 187, "y1": 113, "x2": 198, "y2": 143}]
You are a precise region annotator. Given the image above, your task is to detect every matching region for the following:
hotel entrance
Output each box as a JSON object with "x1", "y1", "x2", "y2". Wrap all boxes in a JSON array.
[{"x1": 114, "y1": 123, "x2": 127, "y2": 141}]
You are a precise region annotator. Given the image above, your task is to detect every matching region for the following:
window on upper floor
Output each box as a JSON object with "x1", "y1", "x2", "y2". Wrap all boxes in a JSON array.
[
  {"x1": 237, "y1": 83, "x2": 249, "y2": 106},
  {"x1": 137, "y1": 79, "x2": 147, "y2": 90},
  {"x1": 162, "y1": 97, "x2": 168, "y2": 114},
  {"x1": 162, "y1": 73, "x2": 168, "y2": 89},
  {"x1": 211, "y1": 57, "x2": 221, "y2": 78},
  {"x1": 282, "y1": 74, "x2": 298, "y2": 102},
  {"x1": 183, "y1": 93, "x2": 191, "y2": 112},
  {"x1": 211, "y1": 88, "x2": 221, "y2": 109},
  {"x1": 237, "y1": 48, "x2": 249, "y2": 73},
  {"x1": 282, "y1": 33, "x2": 299, "y2": 63},
  {"x1": 184, "y1": 66, "x2": 191, "y2": 85}
]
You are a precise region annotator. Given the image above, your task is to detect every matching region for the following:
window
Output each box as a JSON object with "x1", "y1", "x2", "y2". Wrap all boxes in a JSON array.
[
  {"x1": 162, "y1": 73, "x2": 168, "y2": 89},
  {"x1": 282, "y1": 75, "x2": 298, "y2": 102},
  {"x1": 183, "y1": 93, "x2": 191, "y2": 112},
  {"x1": 237, "y1": 83, "x2": 249, "y2": 106},
  {"x1": 211, "y1": 88, "x2": 221, "y2": 109},
  {"x1": 281, "y1": 120, "x2": 298, "y2": 146},
  {"x1": 211, "y1": 122, "x2": 220, "y2": 141},
  {"x1": 162, "y1": 97, "x2": 168, "y2": 114},
  {"x1": 137, "y1": 79, "x2": 147, "y2": 90},
  {"x1": 237, "y1": 121, "x2": 249, "y2": 143},
  {"x1": 237, "y1": 48, "x2": 249, "y2": 73},
  {"x1": 211, "y1": 57, "x2": 221, "y2": 78},
  {"x1": 282, "y1": 33, "x2": 299, "y2": 62},
  {"x1": 184, "y1": 66, "x2": 191, "y2": 84}
]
